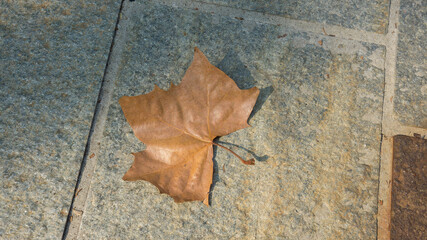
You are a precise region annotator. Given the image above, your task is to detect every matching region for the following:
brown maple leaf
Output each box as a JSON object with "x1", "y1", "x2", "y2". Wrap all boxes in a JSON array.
[{"x1": 119, "y1": 47, "x2": 259, "y2": 205}]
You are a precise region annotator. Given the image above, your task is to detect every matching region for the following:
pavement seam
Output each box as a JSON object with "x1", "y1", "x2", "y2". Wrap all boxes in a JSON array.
[
  {"x1": 158, "y1": 0, "x2": 387, "y2": 46},
  {"x1": 377, "y1": 0, "x2": 400, "y2": 239},
  {"x1": 378, "y1": 0, "x2": 427, "y2": 235},
  {"x1": 61, "y1": 0, "x2": 132, "y2": 239},
  {"x1": 375, "y1": 0, "x2": 427, "y2": 236}
]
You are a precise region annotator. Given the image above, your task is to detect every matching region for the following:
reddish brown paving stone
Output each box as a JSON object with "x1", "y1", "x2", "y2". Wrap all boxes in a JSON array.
[{"x1": 391, "y1": 135, "x2": 427, "y2": 240}]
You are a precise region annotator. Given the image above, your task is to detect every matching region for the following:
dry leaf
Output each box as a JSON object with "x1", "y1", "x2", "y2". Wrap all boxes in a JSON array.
[{"x1": 119, "y1": 47, "x2": 259, "y2": 205}]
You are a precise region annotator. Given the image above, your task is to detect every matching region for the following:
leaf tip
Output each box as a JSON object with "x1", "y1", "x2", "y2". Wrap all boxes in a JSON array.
[
  {"x1": 203, "y1": 198, "x2": 210, "y2": 206},
  {"x1": 192, "y1": 47, "x2": 209, "y2": 64},
  {"x1": 118, "y1": 96, "x2": 128, "y2": 105},
  {"x1": 252, "y1": 86, "x2": 261, "y2": 98},
  {"x1": 122, "y1": 173, "x2": 130, "y2": 181},
  {"x1": 203, "y1": 192, "x2": 210, "y2": 206}
]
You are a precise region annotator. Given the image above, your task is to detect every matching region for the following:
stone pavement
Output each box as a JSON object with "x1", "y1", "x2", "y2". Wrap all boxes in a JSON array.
[
  {"x1": 0, "y1": 0, "x2": 121, "y2": 238},
  {"x1": 0, "y1": 0, "x2": 425, "y2": 239}
]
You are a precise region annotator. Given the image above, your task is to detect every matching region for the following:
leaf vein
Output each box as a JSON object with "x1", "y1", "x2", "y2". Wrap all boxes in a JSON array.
[{"x1": 156, "y1": 117, "x2": 211, "y2": 144}]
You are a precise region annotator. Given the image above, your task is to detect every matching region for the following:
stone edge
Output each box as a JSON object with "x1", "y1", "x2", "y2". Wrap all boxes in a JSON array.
[
  {"x1": 61, "y1": 0, "x2": 132, "y2": 239},
  {"x1": 377, "y1": 0, "x2": 427, "y2": 239}
]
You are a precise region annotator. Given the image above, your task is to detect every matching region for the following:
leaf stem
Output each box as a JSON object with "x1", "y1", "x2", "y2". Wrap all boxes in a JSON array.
[{"x1": 212, "y1": 142, "x2": 255, "y2": 165}]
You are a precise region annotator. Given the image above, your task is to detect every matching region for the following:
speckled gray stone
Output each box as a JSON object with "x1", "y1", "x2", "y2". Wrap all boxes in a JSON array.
[
  {"x1": 0, "y1": 0, "x2": 120, "y2": 238},
  {"x1": 394, "y1": 0, "x2": 427, "y2": 128},
  {"x1": 200, "y1": 0, "x2": 390, "y2": 33},
  {"x1": 79, "y1": 2, "x2": 385, "y2": 239}
]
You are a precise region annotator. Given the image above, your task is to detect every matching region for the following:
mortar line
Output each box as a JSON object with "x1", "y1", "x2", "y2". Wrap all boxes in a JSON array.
[
  {"x1": 377, "y1": 0, "x2": 401, "y2": 239},
  {"x1": 393, "y1": 125, "x2": 427, "y2": 137},
  {"x1": 61, "y1": 0, "x2": 132, "y2": 239},
  {"x1": 158, "y1": 0, "x2": 387, "y2": 46}
]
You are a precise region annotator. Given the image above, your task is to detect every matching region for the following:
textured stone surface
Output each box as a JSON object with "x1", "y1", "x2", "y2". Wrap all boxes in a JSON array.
[
  {"x1": 391, "y1": 135, "x2": 427, "y2": 240},
  {"x1": 394, "y1": 0, "x2": 427, "y2": 128},
  {"x1": 0, "y1": 0, "x2": 120, "y2": 238},
  {"x1": 80, "y1": 2, "x2": 384, "y2": 239},
  {"x1": 200, "y1": 0, "x2": 390, "y2": 33}
]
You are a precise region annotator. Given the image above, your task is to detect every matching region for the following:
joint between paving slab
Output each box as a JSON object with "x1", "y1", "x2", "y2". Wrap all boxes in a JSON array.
[
  {"x1": 158, "y1": 0, "x2": 387, "y2": 46},
  {"x1": 377, "y1": 0, "x2": 427, "y2": 139},
  {"x1": 377, "y1": 0, "x2": 400, "y2": 239},
  {"x1": 61, "y1": 0, "x2": 132, "y2": 239}
]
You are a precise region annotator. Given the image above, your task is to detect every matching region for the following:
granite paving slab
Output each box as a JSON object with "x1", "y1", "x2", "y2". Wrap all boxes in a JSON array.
[
  {"x1": 0, "y1": 0, "x2": 121, "y2": 238},
  {"x1": 391, "y1": 135, "x2": 427, "y2": 240},
  {"x1": 199, "y1": 0, "x2": 390, "y2": 34},
  {"x1": 394, "y1": 0, "x2": 427, "y2": 128},
  {"x1": 79, "y1": 1, "x2": 385, "y2": 239}
]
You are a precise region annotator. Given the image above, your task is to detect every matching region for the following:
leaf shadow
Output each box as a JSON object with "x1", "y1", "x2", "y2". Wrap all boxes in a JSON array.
[
  {"x1": 217, "y1": 49, "x2": 274, "y2": 122},
  {"x1": 206, "y1": 50, "x2": 272, "y2": 205},
  {"x1": 216, "y1": 141, "x2": 269, "y2": 162},
  {"x1": 207, "y1": 144, "x2": 219, "y2": 206},
  {"x1": 248, "y1": 86, "x2": 274, "y2": 122},
  {"x1": 217, "y1": 49, "x2": 256, "y2": 89},
  {"x1": 207, "y1": 139, "x2": 268, "y2": 206}
]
